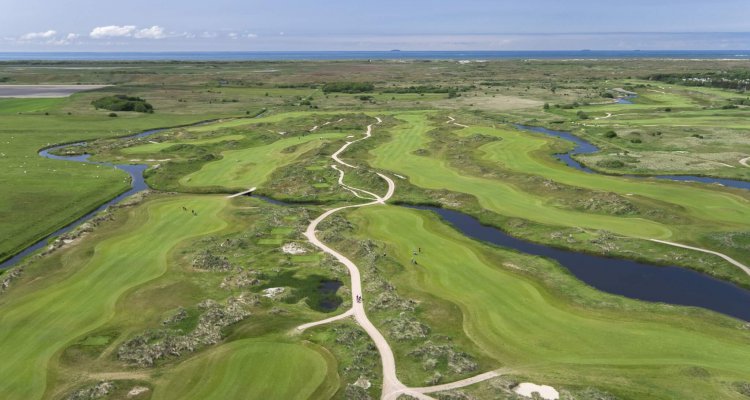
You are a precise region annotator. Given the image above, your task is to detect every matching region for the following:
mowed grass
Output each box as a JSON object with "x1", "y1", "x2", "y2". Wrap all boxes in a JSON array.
[
  {"x1": 0, "y1": 195, "x2": 228, "y2": 400},
  {"x1": 180, "y1": 132, "x2": 346, "y2": 190},
  {"x1": 370, "y1": 113, "x2": 672, "y2": 238},
  {"x1": 121, "y1": 134, "x2": 245, "y2": 154},
  {"x1": 469, "y1": 125, "x2": 750, "y2": 233},
  {"x1": 0, "y1": 95, "x2": 241, "y2": 263},
  {"x1": 152, "y1": 341, "x2": 338, "y2": 400},
  {"x1": 352, "y1": 206, "x2": 750, "y2": 399}
]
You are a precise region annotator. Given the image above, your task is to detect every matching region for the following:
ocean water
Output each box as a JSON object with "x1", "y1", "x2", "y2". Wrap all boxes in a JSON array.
[{"x1": 0, "y1": 50, "x2": 748, "y2": 61}]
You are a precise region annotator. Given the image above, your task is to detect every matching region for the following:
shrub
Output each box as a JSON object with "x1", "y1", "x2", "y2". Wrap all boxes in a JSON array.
[
  {"x1": 92, "y1": 95, "x2": 153, "y2": 113},
  {"x1": 108, "y1": 112, "x2": 118, "y2": 117},
  {"x1": 576, "y1": 111, "x2": 589, "y2": 120},
  {"x1": 596, "y1": 159, "x2": 625, "y2": 168},
  {"x1": 321, "y1": 82, "x2": 374, "y2": 94},
  {"x1": 664, "y1": 107, "x2": 672, "y2": 112},
  {"x1": 630, "y1": 138, "x2": 642, "y2": 143},
  {"x1": 604, "y1": 130, "x2": 618, "y2": 138}
]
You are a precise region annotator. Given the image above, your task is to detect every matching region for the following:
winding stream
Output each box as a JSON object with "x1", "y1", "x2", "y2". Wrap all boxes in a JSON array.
[
  {"x1": 515, "y1": 125, "x2": 750, "y2": 190},
  {"x1": 0, "y1": 129, "x2": 164, "y2": 270},
  {"x1": 407, "y1": 205, "x2": 750, "y2": 321}
]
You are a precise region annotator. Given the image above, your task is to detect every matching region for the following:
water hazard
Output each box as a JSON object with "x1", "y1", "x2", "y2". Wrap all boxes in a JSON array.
[{"x1": 407, "y1": 205, "x2": 750, "y2": 321}]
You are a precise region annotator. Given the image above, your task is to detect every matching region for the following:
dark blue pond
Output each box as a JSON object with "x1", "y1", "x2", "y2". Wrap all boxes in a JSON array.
[
  {"x1": 515, "y1": 125, "x2": 750, "y2": 190},
  {"x1": 407, "y1": 205, "x2": 750, "y2": 321}
]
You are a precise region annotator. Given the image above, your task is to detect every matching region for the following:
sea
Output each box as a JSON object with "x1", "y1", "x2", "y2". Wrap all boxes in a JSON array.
[{"x1": 0, "y1": 50, "x2": 748, "y2": 61}]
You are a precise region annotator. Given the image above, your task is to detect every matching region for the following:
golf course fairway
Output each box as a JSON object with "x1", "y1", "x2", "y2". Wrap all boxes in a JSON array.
[
  {"x1": 350, "y1": 205, "x2": 750, "y2": 399},
  {"x1": 180, "y1": 132, "x2": 347, "y2": 190},
  {"x1": 152, "y1": 341, "x2": 338, "y2": 400},
  {"x1": 0, "y1": 195, "x2": 228, "y2": 399},
  {"x1": 370, "y1": 113, "x2": 749, "y2": 241},
  {"x1": 370, "y1": 113, "x2": 671, "y2": 238}
]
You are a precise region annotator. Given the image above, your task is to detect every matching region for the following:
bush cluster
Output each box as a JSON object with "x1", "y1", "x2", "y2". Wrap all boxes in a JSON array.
[{"x1": 92, "y1": 95, "x2": 154, "y2": 113}]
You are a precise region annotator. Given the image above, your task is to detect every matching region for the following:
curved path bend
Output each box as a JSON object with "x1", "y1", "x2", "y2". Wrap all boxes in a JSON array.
[
  {"x1": 649, "y1": 239, "x2": 750, "y2": 277},
  {"x1": 297, "y1": 117, "x2": 502, "y2": 399}
]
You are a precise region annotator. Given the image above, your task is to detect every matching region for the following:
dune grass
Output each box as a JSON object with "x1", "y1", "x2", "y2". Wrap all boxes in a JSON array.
[
  {"x1": 121, "y1": 134, "x2": 245, "y2": 154},
  {"x1": 180, "y1": 132, "x2": 347, "y2": 190},
  {"x1": 351, "y1": 205, "x2": 750, "y2": 399},
  {"x1": 0, "y1": 195, "x2": 228, "y2": 399},
  {"x1": 152, "y1": 341, "x2": 338, "y2": 400}
]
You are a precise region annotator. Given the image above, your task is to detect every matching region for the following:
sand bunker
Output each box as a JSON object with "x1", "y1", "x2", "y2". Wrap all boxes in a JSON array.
[
  {"x1": 282, "y1": 242, "x2": 307, "y2": 255},
  {"x1": 513, "y1": 382, "x2": 559, "y2": 399}
]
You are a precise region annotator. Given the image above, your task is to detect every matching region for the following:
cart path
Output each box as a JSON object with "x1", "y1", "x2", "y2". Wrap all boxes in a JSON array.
[
  {"x1": 297, "y1": 116, "x2": 500, "y2": 399},
  {"x1": 649, "y1": 239, "x2": 750, "y2": 277}
]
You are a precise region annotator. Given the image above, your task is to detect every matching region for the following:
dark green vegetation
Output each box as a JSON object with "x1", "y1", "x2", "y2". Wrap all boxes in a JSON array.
[
  {"x1": 0, "y1": 59, "x2": 748, "y2": 399},
  {"x1": 92, "y1": 95, "x2": 154, "y2": 113}
]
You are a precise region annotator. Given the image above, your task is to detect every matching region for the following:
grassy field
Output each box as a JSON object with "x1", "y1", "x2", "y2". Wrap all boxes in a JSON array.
[
  {"x1": 152, "y1": 341, "x2": 338, "y2": 400},
  {"x1": 1, "y1": 60, "x2": 749, "y2": 400},
  {"x1": 0, "y1": 195, "x2": 228, "y2": 399},
  {"x1": 0, "y1": 92, "x2": 252, "y2": 263},
  {"x1": 180, "y1": 132, "x2": 347, "y2": 191},
  {"x1": 350, "y1": 205, "x2": 750, "y2": 399}
]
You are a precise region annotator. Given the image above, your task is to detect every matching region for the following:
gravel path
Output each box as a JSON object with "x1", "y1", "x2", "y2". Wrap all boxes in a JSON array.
[{"x1": 297, "y1": 116, "x2": 501, "y2": 399}]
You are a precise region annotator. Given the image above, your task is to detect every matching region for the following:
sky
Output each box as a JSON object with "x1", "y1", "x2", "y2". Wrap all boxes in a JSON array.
[{"x1": 1, "y1": 0, "x2": 749, "y2": 51}]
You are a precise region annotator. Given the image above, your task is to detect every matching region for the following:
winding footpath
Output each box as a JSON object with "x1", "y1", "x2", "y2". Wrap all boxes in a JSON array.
[{"x1": 296, "y1": 117, "x2": 503, "y2": 399}]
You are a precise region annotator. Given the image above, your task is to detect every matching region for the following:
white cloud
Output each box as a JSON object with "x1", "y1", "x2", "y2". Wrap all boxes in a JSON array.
[
  {"x1": 20, "y1": 30, "x2": 57, "y2": 40},
  {"x1": 90, "y1": 25, "x2": 136, "y2": 38},
  {"x1": 134, "y1": 26, "x2": 166, "y2": 39},
  {"x1": 245, "y1": 33, "x2": 258, "y2": 38},
  {"x1": 200, "y1": 31, "x2": 218, "y2": 39},
  {"x1": 66, "y1": 33, "x2": 80, "y2": 40}
]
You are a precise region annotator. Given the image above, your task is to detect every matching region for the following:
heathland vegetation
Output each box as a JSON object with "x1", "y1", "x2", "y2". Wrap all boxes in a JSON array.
[{"x1": 0, "y1": 59, "x2": 748, "y2": 400}]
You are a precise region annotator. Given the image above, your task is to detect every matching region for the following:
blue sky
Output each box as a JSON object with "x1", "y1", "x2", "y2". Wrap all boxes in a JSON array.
[{"x1": 1, "y1": 0, "x2": 749, "y2": 51}]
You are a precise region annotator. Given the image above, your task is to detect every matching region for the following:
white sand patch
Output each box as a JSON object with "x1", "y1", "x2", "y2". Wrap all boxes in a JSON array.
[
  {"x1": 282, "y1": 242, "x2": 307, "y2": 255},
  {"x1": 262, "y1": 287, "x2": 285, "y2": 298},
  {"x1": 394, "y1": 174, "x2": 406, "y2": 180},
  {"x1": 513, "y1": 383, "x2": 559, "y2": 400},
  {"x1": 354, "y1": 376, "x2": 372, "y2": 389},
  {"x1": 278, "y1": 131, "x2": 286, "y2": 135},
  {"x1": 739, "y1": 156, "x2": 750, "y2": 167},
  {"x1": 127, "y1": 386, "x2": 149, "y2": 397}
]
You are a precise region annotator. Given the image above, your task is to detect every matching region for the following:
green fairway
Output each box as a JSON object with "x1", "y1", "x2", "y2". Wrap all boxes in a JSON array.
[
  {"x1": 121, "y1": 134, "x2": 245, "y2": 154},
  {"x1": 180, "y1": 132, "x2": 346, "y2": 190},
  {"x1": 0, "y1": 195, "x2": 228, "y2": 399},
  {"x1": 153, "y1": 341, "x2": 338, "y2": 400},
  {"x1": 0, "y1": 95, "x2": 243, "y2": 263},
  {"x1": 351, "y1": 205, "x2": 750, "y2": 399},
  {"x1": 471, "y1": 125, "x2": 750, "y2": 231},
  {"x1": 370, "y1": 113, "x2": 673, "y2": 238}
]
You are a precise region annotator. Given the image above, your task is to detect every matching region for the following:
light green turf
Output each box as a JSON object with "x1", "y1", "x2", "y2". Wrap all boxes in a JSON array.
[
  {"x1": 352, "y1": 206, "x2": 750, "y2": 399},
  {"x1": 469, "y1": 125, "x2": 750, "y2": 230},
  {"x1": 370, "y1": 113, "x2": 672, "y2": 238},
  {"x1": 121, "y1": 134, "x2": 245, "y2": 154},
  {"x1": 0, "y1": 195, "x2": 228, "y2": 400},
  {"x1": 153, "y1": 341, "x2": 337, "y2": 400},
  {"x1": 180, "y1": 132, "x2": 346, "y2": 190}
]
